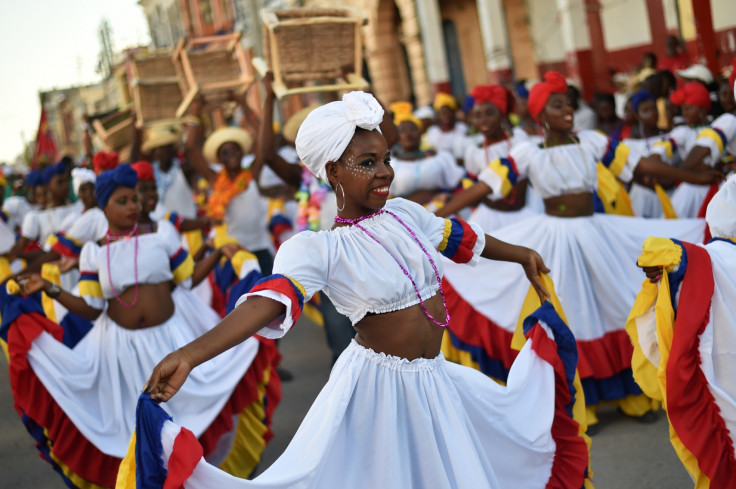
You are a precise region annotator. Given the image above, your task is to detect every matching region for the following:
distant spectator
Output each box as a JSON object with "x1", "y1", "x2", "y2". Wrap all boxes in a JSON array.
[
  {"x1": 592, "y1": 92, "x2": 624, "y2": 139},
  {"x1": 566, "y1": 82, "x2": 596, "y2": 131},
  {"x1": 719, "y1": 77, "x2": 736, "y2": 116},
  {"x1": 676, "y1": 64, "x2": 721, "y2": 118},
  {"x1": 641, "y1": 52, "x2": 657, "y2": 71},
  {"x1": 658, "y1": 35, "x2": 690, "y2": 73}
]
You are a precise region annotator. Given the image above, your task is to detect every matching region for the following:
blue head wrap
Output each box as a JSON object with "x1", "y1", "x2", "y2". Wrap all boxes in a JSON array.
[
  {"x1": 40, "y1": 161, "x2": 67, "y2": 185},
  {"x1": 462, "y1": 94, "x2": 475, "y2": 115},
  {"x1": 95, "y1": 163, "x2": 138, "y2": 209},
  {"x1": 25, "y1": 170, "x2": 43, "y2": 188},
  {"x1": 515, "y1": 81, "x2": 530, "y2": 99},
  {"x1": 631, "y1": 90, "x2": 656, "y2": 113}
]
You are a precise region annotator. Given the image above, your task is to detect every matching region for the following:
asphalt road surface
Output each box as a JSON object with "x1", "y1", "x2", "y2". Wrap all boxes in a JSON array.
[{"x1": 0, "y1": 317, "x2": 693, "y2": 488}]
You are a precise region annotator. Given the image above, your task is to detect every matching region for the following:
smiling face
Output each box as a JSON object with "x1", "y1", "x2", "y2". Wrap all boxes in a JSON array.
[
  {"x1": 539, "y1": 92, "x2": 574, "y2": 132},
  {"x1": 103, "y1": 186, "x2": 140, "y2": 231},
  {"x1": 472, "y1": 101, "x2": 504, "y2": 140},
  {"x1": 326, "y1": 129, "x2": 393, "y2": 219},
  {"x1": 136, "y1": 178, "x2": 159, "y2": 214}
]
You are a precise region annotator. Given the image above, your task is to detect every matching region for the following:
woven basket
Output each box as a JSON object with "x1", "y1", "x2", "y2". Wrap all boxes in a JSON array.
[
  {"x1": 134, "y1": 81, "x2": 182, "y2": 124},
  {"x1": 92, "y1": 110, "x2": 133, "y2": 150},
  {"x1": 131, "y1": 53, "x2": 177, "y2": 80},
  {"x1": 262, "y1": 8, "x2": 365, "y2": 83}
]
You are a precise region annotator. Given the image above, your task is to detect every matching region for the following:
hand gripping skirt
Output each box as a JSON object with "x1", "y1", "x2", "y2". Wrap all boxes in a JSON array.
[
  {"x1": 2, "y1": 286, "x2": 281, "y2": 488},
  {"x1": 441, "y1": 213, "x2": 705, "y2": 402},
  {"x1": 118, "y1": 302, "x2": 591, "y2": 489}
]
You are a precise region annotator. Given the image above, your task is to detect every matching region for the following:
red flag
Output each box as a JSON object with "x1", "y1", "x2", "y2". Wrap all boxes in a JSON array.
[{"x1": 31, "y1": 107, "x2": 58, "y2": 169}]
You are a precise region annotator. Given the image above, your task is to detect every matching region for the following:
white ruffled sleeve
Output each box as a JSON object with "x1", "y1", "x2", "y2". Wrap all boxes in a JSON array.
[
  {"x1": 477, "y1": 140, "x2": 534, "y2": 199},
  {"x1": 387, "y1": 198, "x2": 485, "y2": 266},
  {"x1": 21, "y1": 210, "x2": 40, "y2": 241},
  {"x1": 697, "y1": 114, "x2": 736, "y2": 166},
  {"x1": 78, "y1": 243, "x2": 106, "y2": 310},
  {"x1": 234, "y1": 231, "x2": 328, "y2": 339}
]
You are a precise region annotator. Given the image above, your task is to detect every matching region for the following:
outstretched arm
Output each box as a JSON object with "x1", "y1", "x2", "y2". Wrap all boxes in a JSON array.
[
  {"x1": 147, "y1": 296, "x2": 285, "y2": 402},
  {"x1": 481, "y1": 235, "x2": 550, "y2": 303},
  {"x1": 634, "y1": 154, "x2": 722, "y2": 185},
  {"x1": 435, "y1": 182, "x2": 492, "y2": 218}
]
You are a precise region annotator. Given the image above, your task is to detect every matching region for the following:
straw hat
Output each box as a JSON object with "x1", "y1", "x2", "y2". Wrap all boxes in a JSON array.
[
  {"x1": 283, "y1": 104, "x2": 320, "y2": 143},
  {"x1": 203, "y1": 126, "x2": 253, "y2": 163},
  {"x1": 142, "y1": 122, "x2": 183, "y2": 153}
]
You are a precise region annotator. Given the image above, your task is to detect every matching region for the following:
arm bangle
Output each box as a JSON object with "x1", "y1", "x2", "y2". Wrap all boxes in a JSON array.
[{"x1": 179, "y1": 348, "x2": 196, "y2": 369}]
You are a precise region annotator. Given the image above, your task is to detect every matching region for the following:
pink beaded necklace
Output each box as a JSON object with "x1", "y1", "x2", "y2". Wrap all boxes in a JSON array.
[
  {"x1": 334, "y1": 209, "x2": 450, "y2": 327},
  {"x1": 105, "y1": 224, "x2": 139, "y2": 308}
]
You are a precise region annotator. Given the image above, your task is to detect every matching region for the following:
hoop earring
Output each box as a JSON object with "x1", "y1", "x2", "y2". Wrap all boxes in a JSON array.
[
  {"x1": 335, "y1": 182, "x2": 346, "y2": 212},
  {"x1": 542, "y1": 120, "x2": 550, "y2": 133}
]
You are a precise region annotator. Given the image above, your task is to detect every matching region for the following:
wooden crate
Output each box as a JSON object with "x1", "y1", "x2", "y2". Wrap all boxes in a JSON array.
[
  {"x1": 254, "y1": 7, "x2": 369, "y2": 99},
  {"x1": 172, "y1": 32, "x2": 255, "y2": 117},
  {"x1": 128, "y1": 50, "x2": 184, "y2": 127},
  {"x1": 92, "y1": 109, "x2": 133, "y2": 150}
]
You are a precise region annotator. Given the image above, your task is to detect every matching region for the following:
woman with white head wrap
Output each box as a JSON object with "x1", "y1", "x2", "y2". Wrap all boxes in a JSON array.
[
  {"x1": 134, "y1": 91, "x2": 592, "y2": 489},
  {"x1": 628, "y1": 174, "x2": 736, "y2": 486}
]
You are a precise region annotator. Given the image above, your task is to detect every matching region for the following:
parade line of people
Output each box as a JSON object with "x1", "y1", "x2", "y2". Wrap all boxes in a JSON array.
[{"x1": 0, "y1": 61, "x2": 735, "y2": 488}]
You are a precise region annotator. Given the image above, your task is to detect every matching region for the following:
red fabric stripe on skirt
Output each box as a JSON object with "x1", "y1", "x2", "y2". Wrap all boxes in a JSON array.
[{"x1": 666, "y1": 242, "x2": 736, "y2": 488}]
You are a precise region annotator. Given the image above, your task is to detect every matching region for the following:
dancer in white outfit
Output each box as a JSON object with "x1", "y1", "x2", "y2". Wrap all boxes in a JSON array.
[{"x1": 135, "y1": 91, "x2": 593, "y2": 489}]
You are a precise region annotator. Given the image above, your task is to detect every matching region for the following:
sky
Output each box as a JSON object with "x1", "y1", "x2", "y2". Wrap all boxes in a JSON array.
[{"x1": 0, "y1": 0, "x2": 151, "y2": 164}]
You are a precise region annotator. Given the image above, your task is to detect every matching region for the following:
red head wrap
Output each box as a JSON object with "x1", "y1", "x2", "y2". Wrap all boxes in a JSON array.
[
  {"x1": 729, "y1": 58, "x2": 736, "y2": 94},
  {"x1": 669, "y1": 81, "x2": 711, "y2": 111},
  {"x1": 92, "y1": 151, "x2": 119, "y2": 175},
  {"x1": 470, "y1": 85, "x2": 510, "y2": 115},
  {"x1": 527, "y1": 72, "x2": 568, "y2": 123},
  {"x1": 130, "y1": 161, "x2": 155, "y2": 181}
]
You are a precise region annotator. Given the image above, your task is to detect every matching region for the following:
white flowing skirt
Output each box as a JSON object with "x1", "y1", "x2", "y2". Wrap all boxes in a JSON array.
[
  {"x1": 467, "y1": 185, "x2": 544, "y2": 233},
  {"x1": 442, "y1": 213, "x2": 705, "y2": 390},
  {"x1": 124, "y1": 306, "x2": 589, "y2": 489},
  {"x1": 27, "y1": 286, "x2": 259, "y2": 458},
  {"x1": 670, "y1": 182, "x2": 710, "y2": 218},
  {"x1": 629, "y1": 183, "x2": 665, "y2": 218}
]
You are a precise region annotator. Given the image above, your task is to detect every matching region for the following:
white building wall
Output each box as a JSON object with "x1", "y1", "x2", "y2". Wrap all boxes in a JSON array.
[
  {"x1": 711, "y1": 0, "x2": 736, "y2": 31},
  {"x1": 662, "y1": 0, "x2": 680, "y2": 31},
  {"x1": 600, "y1": 0, "x2": 651, "y2": 50},
  {"x1": 415, "y1": 0, "x2": 449, "y2": 83},
  {"x1": 527, "y1": 0, "x2": 566, "y2": 63},
  {"x1": 555, "y1": 0, "x2": 591, "y2": 52}
]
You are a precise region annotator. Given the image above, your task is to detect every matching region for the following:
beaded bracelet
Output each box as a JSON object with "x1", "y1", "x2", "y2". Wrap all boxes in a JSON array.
[{"x1": 179, "y1": 348, "x2": 196, "y2": 369}]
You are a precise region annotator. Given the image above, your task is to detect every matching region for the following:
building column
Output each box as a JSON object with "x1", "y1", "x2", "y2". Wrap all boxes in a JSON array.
[
  {"x1": 476, "y1": 0, "x2": 513, "y2": 82},
  {"x1": 583, "y1": 0, "x2": 611, "y2": 94},
  {"x1": 645, "y1": 0, "x2": 668, "y2": 58},
  {"x1": 415, "y1": 0, "x2": 451, "y2": 95},
  {"x1": 690, "y1": 0, "x2": 719, "y2": 77}
]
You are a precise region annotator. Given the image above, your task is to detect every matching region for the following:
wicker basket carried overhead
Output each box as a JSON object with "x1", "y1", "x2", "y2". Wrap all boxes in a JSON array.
[
  {"x1": 92, "y1": 109, "x2": 134, "y2": 151},
  {"x1": 254, "y1": 7, "x2": 369, "y2": 99},
  {"x1": 172, "y1": 32, "x2": 255, "y2": 117},
  {"x1": 128, "y1": 50, "x2": 183, "y2": 127}
]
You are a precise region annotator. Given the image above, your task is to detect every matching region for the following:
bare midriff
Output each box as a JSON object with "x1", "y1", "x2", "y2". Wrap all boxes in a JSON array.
[
  {"x1": 544, "y1": 192, "x2": 594, "y2": 217},
  {"x1": 353, "y1": 293, "x2": 446, "y2": 360},
  {"x1": 107, "y1": 282, "x2": 175, "y2": 330}
]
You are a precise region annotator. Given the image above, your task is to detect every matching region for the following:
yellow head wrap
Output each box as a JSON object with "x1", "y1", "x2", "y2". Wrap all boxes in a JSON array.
[
  {"x1": 391, "y1": 101, "x2": 421, "y2": 129},
  {"x1": 433, "y1": 93, "x2": 457, "y2": 111}
]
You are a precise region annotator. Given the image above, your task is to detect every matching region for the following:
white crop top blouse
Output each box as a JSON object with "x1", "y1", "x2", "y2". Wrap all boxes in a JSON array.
[
  {"x1": 235, "y1": 198, "x2": 485, "y2": 338},
  {"x1": 78, "y1": 220, "x2": 193, "y2": 310},
  {"x1": 478, "y1": 130, "x2": 639, "y2": 200}
]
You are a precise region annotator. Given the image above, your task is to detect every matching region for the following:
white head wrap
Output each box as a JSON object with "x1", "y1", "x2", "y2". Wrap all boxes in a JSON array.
[
  {"x1": 706, "y1": 173, "x2": 736, "y2": 238},
  {"x1": 72, "y1": 168, "x2": 96, "y2": 197},
  {"x1": 295, "y1": 91, "x2": 384, "y2": 182}
]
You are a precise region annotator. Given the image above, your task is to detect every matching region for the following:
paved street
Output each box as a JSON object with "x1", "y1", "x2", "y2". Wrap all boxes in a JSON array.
[{"x1": 1, "y1": 317, "x2": 693, "y2": 488}]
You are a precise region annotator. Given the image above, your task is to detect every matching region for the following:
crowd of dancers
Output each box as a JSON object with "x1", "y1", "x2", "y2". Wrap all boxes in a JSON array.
[{"x1": 0, "y1": 58, "x2": 735, "y2": 488}]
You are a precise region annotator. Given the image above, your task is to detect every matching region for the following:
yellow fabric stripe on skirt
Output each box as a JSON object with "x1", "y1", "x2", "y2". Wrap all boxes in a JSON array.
[{"x1": 654, "y1": 184, "x2": 678, "y2": 219}]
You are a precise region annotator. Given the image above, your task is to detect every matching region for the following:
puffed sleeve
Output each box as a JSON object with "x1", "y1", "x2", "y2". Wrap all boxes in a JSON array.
[
  {"x1": 233, "y1": 231, "x2": 327, "y2": 339},
  {"x1": 434, "y1": 151, "x2": 466, "y2": 190},
  {"x1": 477, "y1": 140, "x2": 534, "y2": 199},
  {"x1": 21, "y1": 210, "x2": 40, "y2": 241},
  {"x1": 160, "y1": 220, "x2": 194, "y2": 289},
  {"x1": 579, "y1": 130, "x2": 636, "y2": 183},
  {"x1": 388, "y1": 198, "x2": 486, "y2": 266},
  {"x1": 44, "y1": 208, "x2": 108, "y2": 257},
  {"x1": 78, "y1": 243, "x2": 105, "y2": 310},
  {"x1": 696, "y1": 114, "x2": 736, "y2": 166}
]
